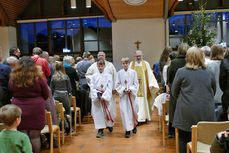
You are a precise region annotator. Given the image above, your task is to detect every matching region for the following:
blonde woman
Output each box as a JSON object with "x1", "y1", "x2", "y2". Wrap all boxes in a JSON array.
[
  {"x1": 172, "y1": 46, "x2": 216, "y2": 153},
  {"x1": 50, "y1": 61, "x2": 72, "y2": 115}
]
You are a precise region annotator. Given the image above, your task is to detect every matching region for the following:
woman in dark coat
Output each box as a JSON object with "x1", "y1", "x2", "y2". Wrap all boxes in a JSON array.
[
  {"x1": 167, "y1": 43, "x2": 189, "y2": 137},
  {"x1": 8, "y1": 56, "x2": 49, "y2": 153},
  {"x1": 172, "y1": 46, "x2": 216, "y2": 153},
  {"x1": 63, "y1": 55, "x2": 79, "y2": 97},
  {"x1": 219, "y1": 50, "x2": 229, "y2": 121}
]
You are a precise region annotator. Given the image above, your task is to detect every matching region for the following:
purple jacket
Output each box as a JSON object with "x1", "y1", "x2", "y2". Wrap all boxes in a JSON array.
[{"x1": 9, "y1": 78, "x2": 49, "y2": 130}]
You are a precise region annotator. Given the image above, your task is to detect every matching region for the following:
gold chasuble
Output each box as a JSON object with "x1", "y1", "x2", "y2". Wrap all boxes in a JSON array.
[
  {"x1": 131, "y1": 60, "x2": 159, "y2": 122},
  {"x1": 131, "y1": 60, "x2": 149, "y2": 97}
]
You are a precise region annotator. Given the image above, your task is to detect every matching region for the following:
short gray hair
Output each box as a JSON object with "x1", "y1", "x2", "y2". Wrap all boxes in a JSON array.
[
  {"x1": 41, "y1": 51, "x2": 49, "y2": 58},
  {"x1": 83, "y1": 51, "x2": 91, "y2": 58},
  {"x1": 5, "y1": 56, "x2": 18, "y2": 65},
  {"x1": 33, "y1": 47, "x2": 42, "y2": 55},
  {"x1": 63, "y1": 55, "x2": 74, "y2": 64},
  {"x1": 136, "y1": 50, "x2": 143, "y2": 55},
  {"x1": 201, "y1": 46, "x2": 211, "y2": 57},
  {"x1": 98, "y1": 51, "x2": 106, "y2": 57}
]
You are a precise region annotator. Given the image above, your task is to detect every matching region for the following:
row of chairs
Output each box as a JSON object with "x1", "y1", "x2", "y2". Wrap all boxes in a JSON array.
[
  {"x1": 41, "y1": 95, "x2": 81, "y2": 153},
  {"x1": 159, "y1": 99, "x2": 229, "y2": 153}
]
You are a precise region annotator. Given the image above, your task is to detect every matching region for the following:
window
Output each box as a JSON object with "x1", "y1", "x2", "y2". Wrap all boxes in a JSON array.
[
  {"x1": 20, "y1": 23, "x2": 34, "y2": 54},
  {"x1": 18, "y1": 17, "x2": 112, "y2": 55}
]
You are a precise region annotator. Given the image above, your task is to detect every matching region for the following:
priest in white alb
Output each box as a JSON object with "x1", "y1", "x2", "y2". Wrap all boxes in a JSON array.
[
  {"x1": 116, "y1": 57, "x2": 139, "y2": 138},
  {"x1": 86, "y1": 51, "x2": 117, "y2": 124},
  {"x1": 130, "y1": 50, "x2": 159, "y2": 123},
  {"x1": 90, "y1": 60, "x2": 113, "y2": 138}
]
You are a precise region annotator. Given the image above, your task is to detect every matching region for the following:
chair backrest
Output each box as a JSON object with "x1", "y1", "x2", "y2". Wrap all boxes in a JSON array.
[
  {"x1": 55, "y1": 100, "x2": 61, "y2": 124},
  {"x1": 196, "y1": 121, "x2": 229, "y2": 144},
  {"x1": 162, "y1": 100, "x2": 169, "y2": 121},
  {"x1": 46, "y1": 112, "x2": 53, "y2": 133},
  {"x1": 68, "y1": 95, "x2": 73, "y2": 107},
  {"x1": 0, "y1": 123, "x2": 5, "y2": 132},
  {"x1": 58, "y1": 103, "x2": 64, "y2": 121},
  {"x1": 72, "y1": 96, "x2": 77, "y2": 111}
]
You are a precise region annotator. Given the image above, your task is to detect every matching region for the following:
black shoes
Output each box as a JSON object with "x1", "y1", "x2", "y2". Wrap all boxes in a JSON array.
[
  {"x1": 132, "y1": 127, "x2": 137, "y2": 134},
  {"x1": 125, "y1": 131, "x2": 131, "y2": 138},
  {"x1": 108, "y1": 127, "x2": 113, "y2": 132},
  {"x1": 96, "y1": 129, "x2": 104, "y2": 138}
]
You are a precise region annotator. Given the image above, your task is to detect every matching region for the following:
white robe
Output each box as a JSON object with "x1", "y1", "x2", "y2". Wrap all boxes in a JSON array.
[
  {"x1": 116, "y1": 68, "x2": 139, "y2": 131},
  {"x1": 90, "y1": 71, "x2": 113, "y2": 129},
  {"x1": 130, "y1": 60, "x2": 159, "y2": 122},
  {"x1": 86, "y1": 60, "x2": 117, "y2": 119}
]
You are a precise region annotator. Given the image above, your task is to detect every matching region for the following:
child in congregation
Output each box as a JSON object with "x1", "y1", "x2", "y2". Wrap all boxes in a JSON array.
[
  {"x1": 90, "y1": 60, "x2": 114, "y2": 138},
  {"x1": 50, "y1": 61, "x2": 72, "y2": 115},
  {"x1": 116, "y1": 57, "x2": 139, "y2": 138},
  {"x1": 0, "y1": 104, "x2": 32, "y2": 153}
]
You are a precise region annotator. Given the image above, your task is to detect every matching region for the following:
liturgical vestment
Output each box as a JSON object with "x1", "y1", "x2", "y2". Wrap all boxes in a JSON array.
[
  {"x1": 90, "y1": 71, "x2": 113, "y2": 129},
  {"x1": 116, "y1": 68, "x2": 139, "y2": 131},
  {"x1": 130, "y1": 60, "x2": 159, "y2": 122},
  {"x1": 86, "y1": 60, "x2": 117, "y2": 119}
]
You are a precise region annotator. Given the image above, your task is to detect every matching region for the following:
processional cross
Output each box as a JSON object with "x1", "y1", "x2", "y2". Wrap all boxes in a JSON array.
[
  {"x1": 100, "y1": 84, "x2": 103, "y2": 89},
  {"x1": 134, "y1": 40, "x2": 141, "y2": 50}
]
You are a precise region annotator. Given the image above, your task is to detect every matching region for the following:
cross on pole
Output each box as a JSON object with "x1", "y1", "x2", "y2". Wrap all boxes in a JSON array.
[{"x1": 134, "y1": 40, "x2": 141, "y2": 50}]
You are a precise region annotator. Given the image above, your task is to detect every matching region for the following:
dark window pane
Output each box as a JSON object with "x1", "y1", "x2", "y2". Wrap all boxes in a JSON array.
[
  {"x1": 20, "y1": 23, "x2": 34, "y2": 54},
  {"x1": 84, "y1": 41, "x2": 98, "y2": 51},
  {"x1": 51, "y1": 29, "x2": 65, "y2": 53},
  {"x1": 67, "y1": 29, "x2": 81, "y2": 52},
  {"x1": 98, "y1": 17, "x2": 111, "y2": 28},
  {"x1": 37, "y1": 43, "x2": 48, "y2": 52},
  {"x1": 169, "y1": 15, "x2": 185, "y2": 35},
  {"x1": 36, "y1": 22, "x2": 48, "y2": 42},
  {"x1": 50, "y1": 20, "x2": 65, "y2": 29},
  {"x1": 83, "y1": 18, "x2": 97, "y2": 40},
  {"x1": 99, "y1": 40, "x2": 112, "y2": 51},
  {"x1": 84, "y1": 28, "x2": 97, "y2": 40},
  {"x1": 67, "y1": 19, "x2": 80, "y2": 28},
  {"x1": 224, "y1": 12, "x2": 229, "y2": 20},
  {"x1": 82, "y1": 18, "x2": 97, "y2": 28},
  {"x1": 21, "y1": 23, "x2": 34, "y2": 45},
  {"x1": 99, "y1": 27, "x2": 112, "y2": 40},
  {"x1": 21, "y1": 43, "x2": 34, "y2": 54}
]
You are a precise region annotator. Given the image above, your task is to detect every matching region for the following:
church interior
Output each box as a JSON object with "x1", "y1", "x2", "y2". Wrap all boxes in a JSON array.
[{"x1": 0, "y1": 0, "x2": 229, "y2": 153}]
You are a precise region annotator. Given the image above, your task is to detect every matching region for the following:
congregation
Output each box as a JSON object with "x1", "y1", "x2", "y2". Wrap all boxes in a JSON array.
[{"x1": 0, "y1": 43, "x2": 229, "y2": 153}]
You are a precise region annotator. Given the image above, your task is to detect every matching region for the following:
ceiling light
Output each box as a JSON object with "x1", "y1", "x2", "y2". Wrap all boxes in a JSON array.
[
  {"x1": 86, "y1": 0, "x2": 91, "y2": 8},
  {"x1": 71, "y1": 0, "x2": 76, "y2": 9},
  {"x1": 178, "y1": 0, "x2": 183, "y2": 1},
  {"x1": 123, "y1": 0, "x2": 147, "y2": 6}
]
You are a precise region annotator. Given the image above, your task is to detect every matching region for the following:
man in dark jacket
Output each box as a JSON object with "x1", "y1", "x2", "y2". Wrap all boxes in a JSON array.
[
  {"x1": 167, "y1": 43, "x2": 189, "y2": 138},
  {"x1": 0, "y1": 49, "x2": 12, "y2": 106},
  {"x1": 9, "y1": 47, "x2": 21, "y2": 59},
  {"x1": 219, "y1": 53, "x2": 229, "y2": 121}
]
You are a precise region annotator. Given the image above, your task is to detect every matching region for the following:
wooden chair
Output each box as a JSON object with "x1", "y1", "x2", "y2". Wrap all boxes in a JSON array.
[
  {"x1": 0, "y1": 123, "x2": 5, "y2": 132},
  {"x1": 70, "y1": 95, "x2": 81, "y2": 129},
  {"x1": 162, "y1": 100, "x2": 169, "y2": 146},
  {"x1": 41, "y1": 111, "x2": 61, "y2": 153},
  {"x1": 175, "y1": 128, "x2": 179, "y2": 153},
  {"x1": 187, "y1": 121, "x2": 229, "y2": 153},
  {"x1": 58, "y1": 103, "x2": 72, "y2": 144}
]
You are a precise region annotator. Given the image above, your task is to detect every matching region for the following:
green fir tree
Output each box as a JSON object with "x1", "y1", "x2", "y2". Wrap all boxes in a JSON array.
[{"x1": 185, "y1": 1, "x2": 216, "y2": 47}]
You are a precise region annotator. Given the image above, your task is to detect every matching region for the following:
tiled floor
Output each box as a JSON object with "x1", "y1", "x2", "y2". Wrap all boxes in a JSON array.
[{"x1": 41, "y1": 102, "x2": 176, "y2": 153}]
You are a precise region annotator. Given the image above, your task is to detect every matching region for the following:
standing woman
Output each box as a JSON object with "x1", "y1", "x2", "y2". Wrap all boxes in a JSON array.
[
  {"x1": 159, "y1": 47, "x2": 172, "y2": 92},
  {"x1": 172, "y1": 47, "x2": 216, "y2": 153},
  {"x1": 219, "y1": 48, "x2": 229, "y2": 121},
  {"x1": 50, "y1": 61, "x2": 72, "y2": 115},
  {"x1": 8, "y1": 56, "x2": 49, "y2": 153},
  {"x1": 206, "y1": 45, "x2": 224, "y2": 108},
  {"x1": 167, "y1": 43, "x2": 188, "y2": 138}
]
